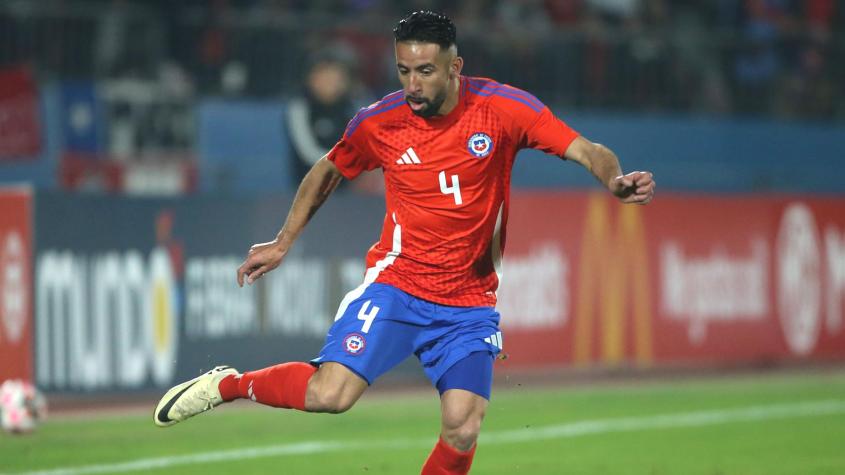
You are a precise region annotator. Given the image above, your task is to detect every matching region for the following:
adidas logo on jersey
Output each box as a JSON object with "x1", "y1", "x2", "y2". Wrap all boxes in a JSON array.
[{"x1": 396, "y1": 147, "x2": 422, "y2": 165}]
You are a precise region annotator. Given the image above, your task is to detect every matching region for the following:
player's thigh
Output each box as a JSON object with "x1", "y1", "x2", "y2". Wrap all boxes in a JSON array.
[
  {"x1": 315, "y1": 283, "x2": 418, "y2": 384},
  {"x1": 435, "y1": 350, "x2": 495, "y2": 400},
  {"x1": 417, "y1": 305, "x2": 502, "y2": 396}
]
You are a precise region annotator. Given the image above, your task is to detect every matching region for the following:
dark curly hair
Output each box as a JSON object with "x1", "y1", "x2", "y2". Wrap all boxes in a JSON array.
[{"x1": 393, "y1": 11, "x2": 456, "y2": 50}]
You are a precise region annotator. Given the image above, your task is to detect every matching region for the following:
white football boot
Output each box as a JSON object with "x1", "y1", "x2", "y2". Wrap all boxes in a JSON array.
[{"x1": 154, "y1": 366, "x2": 239, "y2": 427}]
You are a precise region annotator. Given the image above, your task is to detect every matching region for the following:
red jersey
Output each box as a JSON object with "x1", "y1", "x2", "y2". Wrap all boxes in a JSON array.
[{"x1": 328, "y1": 76, "x2": 579, "y2": 307}]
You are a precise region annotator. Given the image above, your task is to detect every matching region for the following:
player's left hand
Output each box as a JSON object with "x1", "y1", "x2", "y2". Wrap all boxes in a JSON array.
[
  {"x1": 610, "y1": 171, "x2": 655, "y2": 204},
  {"x1": 237, "y1": 240, "x2": 287, "y2": 287}
]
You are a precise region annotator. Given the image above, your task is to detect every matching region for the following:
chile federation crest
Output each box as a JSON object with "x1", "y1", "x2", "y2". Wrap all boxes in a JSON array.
[
  {"x1": 467, "y1": 133, "x2": 493, "y2": 158},
  {"x1": 343, "y1": 333, "x2": 366, "y2": 355}
]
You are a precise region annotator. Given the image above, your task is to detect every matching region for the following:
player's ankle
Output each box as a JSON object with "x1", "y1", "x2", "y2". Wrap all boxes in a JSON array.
[{"x1": 217, "y1": 374, "x2": 242, "y2": 402}]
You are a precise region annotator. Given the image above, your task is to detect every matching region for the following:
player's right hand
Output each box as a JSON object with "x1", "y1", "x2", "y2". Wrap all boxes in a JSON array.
[
  {"x1": 236, "y1": 240, "x2": 287, "y2": 287},
  {"x1": 610, "y1": 171, "x2": 655, "y2": 205}
]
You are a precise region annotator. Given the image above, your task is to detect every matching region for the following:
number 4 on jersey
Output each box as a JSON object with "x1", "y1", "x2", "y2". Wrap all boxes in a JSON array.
[
  {"x1": 358, "y1": 300, "x2": 380, "y2": 333},
  {"x1": 439, "y1": 171, "x2": 463, "y2": 205}
]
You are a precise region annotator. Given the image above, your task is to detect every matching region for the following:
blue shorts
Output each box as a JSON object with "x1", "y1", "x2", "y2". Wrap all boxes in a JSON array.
[{"x1": 312, "y1": 283, "x2": 502, "y2": 399}]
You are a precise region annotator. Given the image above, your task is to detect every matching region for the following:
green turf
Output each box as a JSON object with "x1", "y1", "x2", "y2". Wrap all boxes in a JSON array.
[{"x1": 2, "y1": 371, "x2": 844, "y2": 474}]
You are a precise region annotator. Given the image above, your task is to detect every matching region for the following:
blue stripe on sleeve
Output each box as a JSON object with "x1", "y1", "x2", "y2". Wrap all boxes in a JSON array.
[
  {"x1": 500, "y1": 85, "x2": 544, "y2": 110},
  {"x1": 467, "y1": 80, "x2": 544, "y2": 113},
  {"x1": 345, "y1": 90, "x2": 405, "y2": 137}
]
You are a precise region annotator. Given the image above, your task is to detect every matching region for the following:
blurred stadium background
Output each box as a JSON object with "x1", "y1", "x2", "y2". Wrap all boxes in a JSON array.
[{"x1": 0, "y1": 0, "x2": 844, "y2": 473}]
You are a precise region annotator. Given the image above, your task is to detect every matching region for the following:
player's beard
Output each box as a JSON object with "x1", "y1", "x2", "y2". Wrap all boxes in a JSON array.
[{"x1": 407, "y1": 87, "x2": 447, "y2": 118}]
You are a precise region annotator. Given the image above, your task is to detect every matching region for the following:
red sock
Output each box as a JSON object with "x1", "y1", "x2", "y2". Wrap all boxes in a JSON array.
[
  {"x1": 421, "y1": 437, "x2": 476, "y2": 475},
  {"x1": 218, "y1": 362, "x2": 316, "y2": 411}
]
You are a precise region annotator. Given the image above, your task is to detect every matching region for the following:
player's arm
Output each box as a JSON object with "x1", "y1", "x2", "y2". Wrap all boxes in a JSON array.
[
  {"x1": 237, "y1": 156, "x2": 343, "y2": 286},
  {"x1": 495, "y1": 83, "x2": 655, "y2": 204},
  {"x1": 564, "y1": 136, "x2": 655, "y2": 205}
]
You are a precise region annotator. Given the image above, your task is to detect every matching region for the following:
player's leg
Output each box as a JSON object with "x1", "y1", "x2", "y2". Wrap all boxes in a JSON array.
[
  {"x1": 436, "y1": 351, "x2": 493, "y2": 451},
  {"x1": 219, "y1": 361, "x2": 368, "y2": 413},
  {"x1": 440, "y1": 389, "x2": 488, "y2": 451},
  {"x1": 154, "y1": 360, "x2": 367, "y2": 427},
  {"x1": 415, "y1": 302, "x2": 501, "y2": 474},
  {"x1": 154, "y1": 282, "x2": 416, "y2": 427},
  {"x1": 421, "y1": 351, "x2": 494, "y2": 474},
  {"x1": 421, "y1": 389, "x2": 488, "y2": 474}
]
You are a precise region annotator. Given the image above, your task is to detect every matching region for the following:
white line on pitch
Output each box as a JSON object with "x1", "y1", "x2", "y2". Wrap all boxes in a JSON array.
[{"x1": 8, "y1": 399, "x2": 845, "y2": 475}]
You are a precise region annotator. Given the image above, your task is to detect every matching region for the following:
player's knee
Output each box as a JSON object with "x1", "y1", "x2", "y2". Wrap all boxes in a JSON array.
[
  {"x1": 441, "y1": 410, "x2": 484, "y2": 451},
  {"x1": 323, "y1": 392, "x2": 356, "y2": 414},
  {"x1": 305, "y1": 363, "x2": 367, "y2": 413},
  {"x1": 442, "y1": 398, "x2": 486, "y2": 430},
  {"x1": 442, "y1": 421, "x2": 481, "y2": 452},
  {"x1": 307, "y1": 385, "x2": 356, "y2": 413}
]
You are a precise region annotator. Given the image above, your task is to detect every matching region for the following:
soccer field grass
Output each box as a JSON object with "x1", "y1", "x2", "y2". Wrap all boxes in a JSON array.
[{"x1": 2, "y1": 371, "x2": 844, "y2": 475}]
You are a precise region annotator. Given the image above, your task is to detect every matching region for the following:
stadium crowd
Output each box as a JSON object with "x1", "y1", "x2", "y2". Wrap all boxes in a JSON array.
[{"x1": 1, "y1": 0, "x2": 842, "y2": 120}]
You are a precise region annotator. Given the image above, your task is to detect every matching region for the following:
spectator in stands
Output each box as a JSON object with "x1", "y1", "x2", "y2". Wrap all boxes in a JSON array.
[
  {"x1": 774, "y1": 39, "x2": 836, "y2": 119},
  {"x1": 628, "y1": 0, "x2": 670, "y2": 108},
  {"x1": 579, "y1": 0, "x2": 645, "y2": 106},
  {"x1": 544, "y1": 0, "x2": 584, "y2": 27},
  {"x1": 493, "y1": 0, "x2": 553, "y2": 93},
  {"x1": 733, "y1": 0, "x2": 796, "y2": 114},
  {"x1": 285, "y1": 49, "x2": 359, "y2": 187},
  {"x1": 195, "y1": 0, "x2": 236, "y2": 94},
  {"x1": 95, "y1": 0, "x2": 165, "y2": 79}
]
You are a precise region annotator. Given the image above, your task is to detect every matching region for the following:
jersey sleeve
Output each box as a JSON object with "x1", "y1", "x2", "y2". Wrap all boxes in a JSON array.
[
  {"x1": 326, "y1": 112, "x2": 382, "y2": 180},
  {"x1": 493, "y1": 84, "x2": 579, "y2": 158},
  {"x1": 521, "y1": 106, "x2": 580, "y2": 158},
  {"x1": 326, "y1": 138, "x2": 378, "y2": 180}
]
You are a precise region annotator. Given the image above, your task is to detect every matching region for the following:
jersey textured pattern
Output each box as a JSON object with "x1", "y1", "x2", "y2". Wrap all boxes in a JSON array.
[{"x1": 328, "y1": 76, "x2": 579, "y2": 307}]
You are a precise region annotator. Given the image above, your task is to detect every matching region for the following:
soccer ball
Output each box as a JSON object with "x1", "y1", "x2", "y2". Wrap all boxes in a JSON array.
[{"x1": 0, "y1": 379, "x2": 47, "y2": 434}]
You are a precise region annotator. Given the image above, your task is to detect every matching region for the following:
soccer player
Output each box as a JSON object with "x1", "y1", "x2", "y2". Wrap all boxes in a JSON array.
[{"x1": 154, "y1": 11, "x2": 655, "y2": 474}]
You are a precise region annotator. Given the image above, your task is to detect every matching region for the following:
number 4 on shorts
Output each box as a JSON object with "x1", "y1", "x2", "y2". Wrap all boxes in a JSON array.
[{"x1": 358, "y1": 300, "x2": 380, "y2": 333}]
